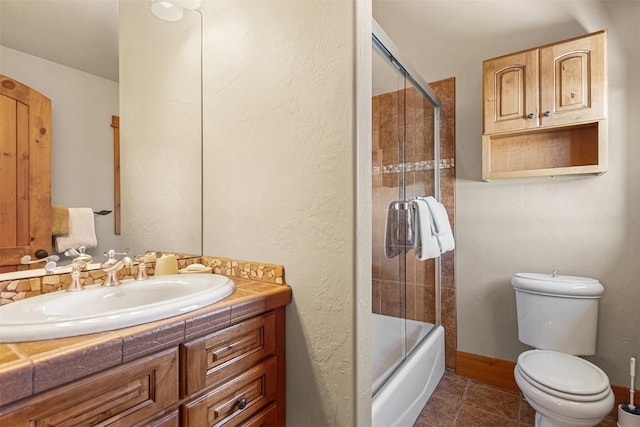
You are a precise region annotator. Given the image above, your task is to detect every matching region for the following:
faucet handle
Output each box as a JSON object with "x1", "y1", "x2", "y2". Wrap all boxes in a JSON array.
[
  {"x1": 64, "y1": 246, "x2": 87, "y2": 258},
  {"x1": 73, "y1": 246, "x2": 93, "y2": 265},
  {"x1": 103, "y1": 248, "x2": 131, "y2": 262},
  {"x1": 67, "y1": 263, "x2": 85, "y2": 292},
  {"x1": 134, "y1": 255, "x2": 149, "y2": 281}
]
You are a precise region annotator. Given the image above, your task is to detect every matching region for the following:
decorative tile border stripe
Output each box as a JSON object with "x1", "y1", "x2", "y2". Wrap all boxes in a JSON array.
[
  {"x1": 373, "y1": 157, "x2": 455, "y2": 175},
  {"x1": 201, "y1": 256, "x2": 285, "y2": 285}
]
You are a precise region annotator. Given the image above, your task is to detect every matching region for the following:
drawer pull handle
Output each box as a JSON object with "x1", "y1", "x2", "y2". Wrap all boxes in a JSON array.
[
  {"x1": 237, "y1": 398, "x2": 248, "y2": 410},
  {"x1": 527, "y1": 113, "x2": 535, "y2": 120}
]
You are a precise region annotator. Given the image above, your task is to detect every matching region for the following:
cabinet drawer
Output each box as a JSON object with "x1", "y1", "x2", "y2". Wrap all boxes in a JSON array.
[
  {"x1": 181, "y1": 357, "x2": 277, "y2": 427},
  {"x1": 181, "y1": 312, "x2": 276, "y2": 397},
  {"x1": 0, "y1": 348, "x2": 178, "y2": 426}
]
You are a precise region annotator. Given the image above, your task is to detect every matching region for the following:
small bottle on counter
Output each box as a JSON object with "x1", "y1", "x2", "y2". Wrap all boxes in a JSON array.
[{"x1": 154, "y1": 254, "x2": 178, "y2": 276}]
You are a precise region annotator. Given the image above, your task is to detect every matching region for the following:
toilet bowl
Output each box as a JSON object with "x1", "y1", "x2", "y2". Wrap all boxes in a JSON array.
[
  {"x1": 515, "y1": 350, "x2": 614, "y2": 427},
  {"x1": 511, "y1": 273, "x2": 614, "y2": 427}
]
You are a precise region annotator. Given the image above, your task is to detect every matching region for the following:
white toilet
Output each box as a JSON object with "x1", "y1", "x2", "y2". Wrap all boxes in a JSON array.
[{"x1": 512, "y1": 272, "x2": 615, "y2": 427}]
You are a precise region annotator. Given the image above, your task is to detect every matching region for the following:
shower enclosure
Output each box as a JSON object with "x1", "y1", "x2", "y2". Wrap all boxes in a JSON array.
[{"x1": 371, "y1": 21, "x2": 445, "y2": 426}]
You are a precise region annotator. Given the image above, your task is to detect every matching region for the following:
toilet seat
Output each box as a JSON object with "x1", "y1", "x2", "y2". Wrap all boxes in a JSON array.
[
  {"x1": 515, "y1": 366, "x2": 615, "y2": 425},
  {"x1": 517, "y1": 350, "x2": 610, "y2": 401}
]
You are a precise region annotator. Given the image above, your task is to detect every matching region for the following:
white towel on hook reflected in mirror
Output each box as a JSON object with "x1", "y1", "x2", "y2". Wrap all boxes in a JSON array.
[{"x1": 54, "y1": 208, "x2": 98, "y2": 253}]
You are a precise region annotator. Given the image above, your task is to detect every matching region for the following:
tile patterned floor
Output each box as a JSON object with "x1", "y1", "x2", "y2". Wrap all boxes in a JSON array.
[{"x1": 414, "y1": 370, "x2": 619, "y2": 427}]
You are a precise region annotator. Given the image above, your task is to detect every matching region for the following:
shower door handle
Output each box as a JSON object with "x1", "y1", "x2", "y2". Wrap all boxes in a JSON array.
[{"x1": 405, "y1": 203, "x2": 415, "y2": 246}]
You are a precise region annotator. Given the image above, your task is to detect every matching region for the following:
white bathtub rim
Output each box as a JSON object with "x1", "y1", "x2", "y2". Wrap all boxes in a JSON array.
[
  {"x1": 372, "y1": 323, "x2": 445, "y2": 427},
  {"x1": 372, "y1": 314, "x2": 436, "y2": 395}
]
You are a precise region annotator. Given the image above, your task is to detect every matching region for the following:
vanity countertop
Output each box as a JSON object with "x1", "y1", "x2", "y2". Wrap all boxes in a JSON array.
[{"x1": 0, "y1": 277, "x2": 292, "y2": 408}]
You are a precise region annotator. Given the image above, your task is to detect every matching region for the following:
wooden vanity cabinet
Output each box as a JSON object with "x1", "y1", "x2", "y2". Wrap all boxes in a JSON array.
[
  {"x1": 482, "y1": 30, "x2": 607, "y2": 179},
  {"x1": 0, "y1": 308, "x2": 287, "y2": 427}
]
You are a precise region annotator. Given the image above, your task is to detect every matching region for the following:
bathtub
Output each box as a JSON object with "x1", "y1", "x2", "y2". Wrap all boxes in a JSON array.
[{"x1": 372, "y1": 313, "x2": 445, "y2": 427}]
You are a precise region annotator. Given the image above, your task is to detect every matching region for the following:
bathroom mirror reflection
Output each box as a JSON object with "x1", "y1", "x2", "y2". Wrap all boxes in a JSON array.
[{"x1": 0, "y1": 0, "x2": 202, "y2": 275}]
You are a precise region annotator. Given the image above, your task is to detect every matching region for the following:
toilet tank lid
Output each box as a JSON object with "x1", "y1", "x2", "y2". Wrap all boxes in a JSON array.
[{"x1": 512, "y1": 273, "x2": 604, "y2": 297}]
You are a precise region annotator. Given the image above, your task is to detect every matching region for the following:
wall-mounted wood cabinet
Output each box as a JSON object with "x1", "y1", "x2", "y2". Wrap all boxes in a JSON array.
[{"x1": 482, "y1": 30, "x2": 607, "y2": 179}]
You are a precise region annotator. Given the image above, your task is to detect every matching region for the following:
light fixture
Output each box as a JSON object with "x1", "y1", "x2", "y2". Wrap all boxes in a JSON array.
[{"x1": 150, "y1": 0, "x2": 201, "y2": 22}]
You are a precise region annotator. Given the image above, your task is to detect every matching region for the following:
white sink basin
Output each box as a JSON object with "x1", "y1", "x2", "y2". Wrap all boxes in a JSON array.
[{"x1": 0, "y1": 274, "x2": 235, "y2": 342}]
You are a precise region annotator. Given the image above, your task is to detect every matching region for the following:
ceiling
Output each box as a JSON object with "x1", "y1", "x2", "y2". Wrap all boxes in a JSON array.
[
  {"x1": 0, "y1": 0, "x2": 119, "y2": 82},
  {"x1": 0, "y1": 0, "x2": 615, "y2": 87}
]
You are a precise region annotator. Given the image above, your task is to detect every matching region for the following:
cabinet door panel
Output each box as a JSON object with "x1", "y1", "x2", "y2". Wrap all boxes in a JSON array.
[
  {"x1": 0, "y1": 349, "x2": 178, "y2": 426},
  {"x1": 483, "y1": 50, "x2": 539, "y2": 134},
  {"x1": 540, "y1": 31, "x2": 606, "y2": 126}
]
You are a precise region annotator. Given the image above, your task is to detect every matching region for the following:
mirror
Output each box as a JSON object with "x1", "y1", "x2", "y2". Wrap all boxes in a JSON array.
[
  {"x1": 119, "y1": 0, "x2": 202, "y2": 258},
  {"x1": 0, "y1": 0, "x2": 202, "y2": 275}
]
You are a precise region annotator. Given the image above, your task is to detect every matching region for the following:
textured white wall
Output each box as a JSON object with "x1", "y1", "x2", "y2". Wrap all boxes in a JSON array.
[
  {"x1": 200, "y1": 1, "x2": 358, "y2": 424},
  {"x1": 0, "y1": 46, "x2": 120, "y2": 259},
  {"x1": 119, "y1": 1, "x2": 202, "y2": 257},
  {"x1": 375, "y1": 0, "x2": 640, "y2": 385}
]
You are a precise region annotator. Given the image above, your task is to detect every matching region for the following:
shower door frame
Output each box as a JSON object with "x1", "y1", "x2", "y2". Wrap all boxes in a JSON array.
[{"x1": 372, "y1": 19, "x2": 442, "y2": 394}]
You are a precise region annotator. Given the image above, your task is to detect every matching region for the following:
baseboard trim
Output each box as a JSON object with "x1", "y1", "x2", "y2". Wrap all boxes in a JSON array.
[
  {"x1": 456, "y1": 351, "x2": 637, "y2": 416},
  {"x1": 456, "y1": 351, "x2": 518, "y2": 391}
]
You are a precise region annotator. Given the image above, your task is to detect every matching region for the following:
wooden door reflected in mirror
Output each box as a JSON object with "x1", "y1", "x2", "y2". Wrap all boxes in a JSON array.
[{"x1": 0, "y1": 75, "x2": 52, "y2": 272}]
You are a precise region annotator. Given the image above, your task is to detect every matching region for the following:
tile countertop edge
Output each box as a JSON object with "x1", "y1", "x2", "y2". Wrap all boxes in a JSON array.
[{"x1": 0, "y1": 279, "x2": 292, "y2": 409}]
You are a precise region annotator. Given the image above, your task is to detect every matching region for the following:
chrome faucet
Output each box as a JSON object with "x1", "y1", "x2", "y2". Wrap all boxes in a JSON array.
[{"x1": 101, "y1": 249, "x2": 133, "y2": 287}]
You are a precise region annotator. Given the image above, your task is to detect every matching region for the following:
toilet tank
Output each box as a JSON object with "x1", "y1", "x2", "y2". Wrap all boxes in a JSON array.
[{"x1": 511, "y1": 273, "x2": 604, "y2": 355}]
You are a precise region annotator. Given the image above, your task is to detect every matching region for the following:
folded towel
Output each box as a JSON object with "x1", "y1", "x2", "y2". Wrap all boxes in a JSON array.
[
  {"x1": 424, "y1": 196, "x2": 455, "y2": 254},
  {"x1": 54, "y1": 208, "x2": 97, "y2": 253},
  {"x1": 51, "y1": 205, "x2": 70, "y2": 235},
  {"x1": 413, "y1": 198, "x2": 441, "y2": 261}
]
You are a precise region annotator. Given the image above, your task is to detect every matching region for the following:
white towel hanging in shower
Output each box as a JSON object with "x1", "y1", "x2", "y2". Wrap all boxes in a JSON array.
[
  {"x1": 424, "y1": 196, "x2": 455, "y2": 254},
  {"x1": 413, "y1": 198, "x2": 441, "y2": 261}
]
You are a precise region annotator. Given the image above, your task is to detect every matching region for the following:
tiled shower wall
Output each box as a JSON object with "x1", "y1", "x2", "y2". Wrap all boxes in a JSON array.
[{"x1": 372, "y1": 77, "x2": 457, "y2": 369}]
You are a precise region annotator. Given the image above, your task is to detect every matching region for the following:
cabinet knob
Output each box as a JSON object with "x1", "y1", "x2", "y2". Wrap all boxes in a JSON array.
[
  {"x1": 527, "y1": 113, "x2": 535, "y2": 120},
  {"x1": 35, "y1": 249, "x2": 49, "y2": 259},
  {"x1": 543, "y1": 111, "x2": 551, "y2": 117},
  {"x1": 237, "y1": 398, "x2": 247, "y2": 410}
]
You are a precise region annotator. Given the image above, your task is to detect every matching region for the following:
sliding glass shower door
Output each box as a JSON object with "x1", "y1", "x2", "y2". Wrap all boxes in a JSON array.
[
  {"x1": 371, "y1": 44, "x2": 407, "y2": 394},
  {"x1": 371, "y1": 28, "x2": 441, "y2": 396}
]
